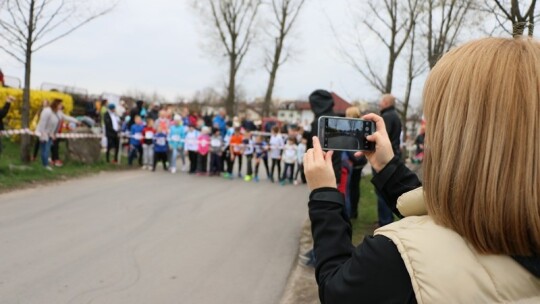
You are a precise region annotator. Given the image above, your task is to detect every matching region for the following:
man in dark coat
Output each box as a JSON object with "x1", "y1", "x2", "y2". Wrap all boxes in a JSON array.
[
  {"x1": 376, "y1": 94, "x2": 403, "y2": 226},
  {"x1": 306, "y1": 89, "x2": 342, "y2": 184},
  {"x1": 103, "y1": 104, "x2": 120, "y2": 163},
  {"x1": 128, "y1": 100, "x2": 145, "y2": 129}
]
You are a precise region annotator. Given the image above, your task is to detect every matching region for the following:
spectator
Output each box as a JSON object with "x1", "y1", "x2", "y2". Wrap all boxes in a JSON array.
[
  {"x1": 50, "y1": 104, "x2": 79, "y2": 167},
  {"x1": 155, "y1": 110, "x2": 171, "y2": 134},
  {"x1": 281, "y1": 137, "x2": 297, "y2": 185},
  {"x1": 128, "y1": 100, "x2": 145, "y2": 129},
  {"x1": 152, "y1": 125, "x2": 168, "y2": 172},
  {"x1": 99, "y1": 99, "x2": 108, "y2": 126},
  {"x1": 414, "y1": 125, "x2": 425, "y2": 163},
  {"x1": 0, "y1": 69, "x2": 4, "y2": 87},
  {"x1": 168, "y1": 115, "x2": 186, "y2": 173},
  {"x1": 253, "y1": 135, "x2": 269, "y2": 182},
  {"x1": 294, "y1": 137, "x2": 307, "y2": 185},
  {"x1": 128, "y1": 115, "x2": 144, "y2": 167},
  {"x1": 185, "y1": 124, "x2": 199, "y2": 174},
  {"x1": 147, "y1": 103, "x2": 160, "y2": 121},
  {"x1": 30, "y1": 100, "x2": 48, "y2": 162},
  {"x1": 242, "y1": 131, "x2": 254, "y2": 181},
  {"x1": 142, "y1": 118, "x2": 156, "y2": 170},
  {"x1": 0, "y1": 96, "x2": 14, "y2": 157},
  {"x1": 103, "y1": 103, "x2": 120, "y2": 164},
  {"x1": 222, "y1": 121, "x2": 234, "y2": 177},
  {"x1": 209, "y1": 128, "x2": 223, "y2": 176},
  {"x1": 375, "y1": 94, "x2": 402, "y2": 227},
  {"x1": 228, "y1": 127, "x2": 244, "y2": 178},
  {"x1": 35, "y1": 99, "x2": 64, "y2": 170},
  {"x1": 268, "y1": 126, "x2": 284, "y2": 183},
  {"x1": 300, "y1": 89, "x2": 342, "y2": 267},
  {"x1": 212, "y1": 108, "x2": 227, "y2": 136},
  {"x1": 197, "y1": 126, "x2": 211, "y2": 175},
  {"x1": 305, "y1": 37, "x2": 540, "y2": 303}
]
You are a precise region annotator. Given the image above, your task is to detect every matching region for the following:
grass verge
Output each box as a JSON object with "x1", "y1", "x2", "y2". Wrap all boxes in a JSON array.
[
  {"x1": 351, "y1": 175, "x2": 378, "y2": 244},
  {"x1": 0, "y1": 139, "x2": 128, "y2": 192}
]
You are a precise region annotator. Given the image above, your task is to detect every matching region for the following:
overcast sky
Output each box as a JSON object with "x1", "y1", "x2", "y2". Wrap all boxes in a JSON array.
[{"x1": 0, "y1": 0, "x2": 484, "y2": 106}]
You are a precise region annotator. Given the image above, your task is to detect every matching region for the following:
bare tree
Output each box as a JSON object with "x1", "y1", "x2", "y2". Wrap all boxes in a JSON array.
[
  {"x1": 0, "y1": 0, "x2": 115, "y2": 162},
  {"x1": 425, "y1": 0, "x2": 477, "y2": 69},
  {"x1": 195, "y1": 0, "x2": 262, "y2": 116},
  {"x1": 484, "y1": 0, "x2": 538, "y2": 36},
  {"x1": 262, "y1": 0, "x2": 306, "y2": 117},
  {"x1": 399, "y1": 20, "x2": 426, "y2": 142},
  {"x1": 340, "y1": 0, "x2": 420, "y2": 95}
]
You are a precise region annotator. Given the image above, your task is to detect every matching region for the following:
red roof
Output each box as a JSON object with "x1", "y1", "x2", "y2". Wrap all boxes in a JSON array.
[
  {"x1": 331, "y1": 92, "x2": 352, "y2": 115},
  {"x1": 279, "y1": 92, "x2": 352, "y2": 115}
]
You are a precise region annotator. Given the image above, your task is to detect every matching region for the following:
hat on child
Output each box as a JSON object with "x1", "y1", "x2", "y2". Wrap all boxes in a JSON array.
[{"x1": 174, "y1": 114, "x2": 182, "y2": 121}]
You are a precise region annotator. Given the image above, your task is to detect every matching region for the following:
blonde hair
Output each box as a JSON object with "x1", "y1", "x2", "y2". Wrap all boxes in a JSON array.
[
  {"x1": 345, "y1": 106, "x2": 361, "y2": 118},
  {"x1": 423, "y1": 37, "x2": 540, "y2": 256}
]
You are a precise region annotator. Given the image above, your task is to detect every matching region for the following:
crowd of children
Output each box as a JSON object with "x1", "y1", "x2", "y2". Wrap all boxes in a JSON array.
[{"x1": 124, "y1": 109, "x2": 308, "y2": 186}]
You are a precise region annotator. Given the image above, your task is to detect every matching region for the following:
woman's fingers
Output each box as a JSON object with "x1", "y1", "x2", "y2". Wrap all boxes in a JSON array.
[
  {"x1": 362, "y1": 113, "x2": 387, "y2": 134},
  {"x1": 325, "y1": 150, "x2": 334, "y2": 165},
  {"x1": 312, "y1": 136, "x2": 325, "y2": 162}
]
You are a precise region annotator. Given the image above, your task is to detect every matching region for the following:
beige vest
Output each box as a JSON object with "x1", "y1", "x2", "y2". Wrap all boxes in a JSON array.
[{"x1": 375, "y1": 188, "x2": 540, "y2": 304}]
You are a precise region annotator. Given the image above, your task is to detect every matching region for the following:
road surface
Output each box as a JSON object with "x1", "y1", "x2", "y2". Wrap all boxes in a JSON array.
[{"x1": 0, "y1": 170, "x2": 309, "y2": 304}]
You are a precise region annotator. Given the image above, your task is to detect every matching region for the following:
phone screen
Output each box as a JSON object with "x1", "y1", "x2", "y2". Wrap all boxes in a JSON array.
[{"x1": 319, "y1": 116, "x2": 375, "y2": 151}]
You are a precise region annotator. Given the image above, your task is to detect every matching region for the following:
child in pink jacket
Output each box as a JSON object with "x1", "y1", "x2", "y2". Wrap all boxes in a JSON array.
[{"x1": 197, "y1": 127, "x2": 211, "y2": 175}]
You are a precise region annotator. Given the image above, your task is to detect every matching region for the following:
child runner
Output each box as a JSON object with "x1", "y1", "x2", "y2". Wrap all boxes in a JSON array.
[
  {"x1": 228, "y1": 127, "x2": 243, "y2": 178},
  {"x1": 142, "y1": 118, "x2": 155, "y2": 170},
  {"x1": 294, "y1": 137, "x2": 307, "y2": 185},
  {"x1": 242, "y1": 131, "x2": 254, "y2": 181},
  {"x1": 128, "y1": 115, "x2": 144, "y2": 166},
  {"x1": 222, "y1": 121, "x2": 234, "y2": 177},
  {"x1": 155, "y1": 109, "x2": 171, "y2": 133},
  {"x1": 168, "y1": 115, "x2": 186, "y2": 174},
  {"x1": 185, "y1": 124, "x2": 199, "y2": 174},
  {"x1": 268, "y1": 126, "x2": 284, "y2": 183},
  {"x1": 153, "y1": 125, "x2": 169, "y2": 172},
  {"x1": 253, "y1": 135, "x2": 270, "y2": 183},
  {"x1": 197, "y1": 126, "x2": 211, "y2": 175},
  {"x1": 209, "y1": 128, "x2": 223, "y2": 176},
  {"x1": 281, "y1": 137, "x2": 297, "y2": 185}
]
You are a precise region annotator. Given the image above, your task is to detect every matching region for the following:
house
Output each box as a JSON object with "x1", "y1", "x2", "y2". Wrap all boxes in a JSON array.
[{"x1": 277, "y1": 92, "x2": 352, "y2": 125}]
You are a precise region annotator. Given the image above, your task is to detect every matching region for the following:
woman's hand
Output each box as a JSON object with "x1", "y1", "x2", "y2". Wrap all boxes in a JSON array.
[
  {"x1": 304, "y1": 136, "x2": 337, "y2": 191},
  {"x1": 354, "y1": 113, "x2": 394, "y2": 173}
]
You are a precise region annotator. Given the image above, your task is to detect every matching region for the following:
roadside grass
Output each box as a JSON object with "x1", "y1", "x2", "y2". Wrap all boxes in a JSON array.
[
  {"x1": 351, "y1": 175, "x2": 378, "y2": 245},
  {"x1": 0, "y1": 139, "x2": 128, "y2": 191}
]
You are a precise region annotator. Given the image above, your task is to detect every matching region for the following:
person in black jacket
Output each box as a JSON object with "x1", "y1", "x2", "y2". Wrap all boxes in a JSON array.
[
  {"x1": 127, "y1": 100, "x2": 145, "y2": 130},
  {"x1": 305, "y1": 112, "x2": 419, "y2": 303},
  {"x1": 305, "y1": 89, "x2": 341, "y2": 183},
  {"x1": 301, "y1": 90, "x2": 343, "y2": 267},
  {"x1": 305, "y1": 37, "x2": 540, "y2": 303},
  {"x1": 0, "y1": 96, "x2": 13, "y2": 156},
  {"x1": 103, "y1": 104, "x2": 120, "y2": 163}
]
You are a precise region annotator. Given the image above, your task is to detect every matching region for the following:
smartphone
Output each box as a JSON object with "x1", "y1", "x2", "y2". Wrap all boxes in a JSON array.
[{"x1": 318, "y1": 116, "x2": 375, "y2": 152}]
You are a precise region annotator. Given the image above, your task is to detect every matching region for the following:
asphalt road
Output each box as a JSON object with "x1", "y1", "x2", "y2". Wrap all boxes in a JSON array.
[{"x1": 0, "y1": 170, "x2": 309, "y2": 304}]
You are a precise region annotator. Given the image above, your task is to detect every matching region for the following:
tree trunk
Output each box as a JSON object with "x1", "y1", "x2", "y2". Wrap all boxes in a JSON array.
[
  {"x1": 263, "y1": 42, "x2": 282, "y2": 117},
  {"x1": 226, "y1": 56, "x2": 236, "y2": 117},
  {"x1": 385, "y1": 54, "x2": 396, "y2": 94},
  {"x1": 263, "y1": 68, "x2": 277, "y2": 117},
  {"x1": 20, "y1": 0, "x2": 35, "y2": 163}
]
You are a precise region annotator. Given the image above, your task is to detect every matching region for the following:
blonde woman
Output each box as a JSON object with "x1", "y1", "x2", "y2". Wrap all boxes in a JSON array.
[{"x1": 304, "y1": 37, "x2": 540, "y2": 303}]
